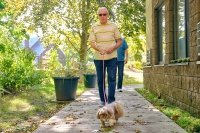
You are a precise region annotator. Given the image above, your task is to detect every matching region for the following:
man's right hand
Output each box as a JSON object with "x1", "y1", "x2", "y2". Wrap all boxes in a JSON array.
[{"x1": 100, "y1": 50, "x2": 107, "y2": 55}]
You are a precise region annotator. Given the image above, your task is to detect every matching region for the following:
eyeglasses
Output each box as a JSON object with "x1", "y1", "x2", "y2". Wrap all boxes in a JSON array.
[{"x1": 98, "y1": 14, "x2": 107, "y2": 16}]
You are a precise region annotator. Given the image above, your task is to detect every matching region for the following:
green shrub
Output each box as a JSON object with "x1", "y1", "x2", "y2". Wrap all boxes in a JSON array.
[
  {"x1": 133, "y1": 61, "x2": 143, "y2": 70},
  {"x1": 192, "y1": 121, "x2": 200, "y2": 132},
  {"x1": 177, "y1": 59, "x2": 182, "y2": 63},
  {"x1": 170, "y1": 58, "x2": 190, "y2": 64},
  {"x1": 22, "y1": 69, "x2": 48, "y2": 87},
  {"x1": 0, "y1": 26, "x2": 47, "y2": 93},
  {"x1": 182, "y1": 58, "x2": 187, "y2": 62},
  {"x1": 125, "y1": 61, "x2": 133, "y2": 68},
  {"x1": 170, "y1": 60, "x2": 177, "y2": 63}
]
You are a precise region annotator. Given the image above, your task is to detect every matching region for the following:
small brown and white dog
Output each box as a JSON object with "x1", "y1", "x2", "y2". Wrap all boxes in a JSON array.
[{"x1": 96, "y1": 102, "x2": 124, "y2": 127}]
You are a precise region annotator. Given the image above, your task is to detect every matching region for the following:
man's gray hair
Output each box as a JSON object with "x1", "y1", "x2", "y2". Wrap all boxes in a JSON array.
[{"x1": 97, "y1": 7, "x2": 109, "y2": 14}]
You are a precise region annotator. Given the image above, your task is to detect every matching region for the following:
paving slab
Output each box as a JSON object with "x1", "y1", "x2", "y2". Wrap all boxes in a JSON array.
[{"x1": 33, "y1": 84, "x2": 187, "y2": 133}]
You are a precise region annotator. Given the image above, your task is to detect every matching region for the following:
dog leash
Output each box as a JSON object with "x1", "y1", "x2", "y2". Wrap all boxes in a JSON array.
[{"x1": 102, "y1": 54, "x2": 107, "y2": 105}]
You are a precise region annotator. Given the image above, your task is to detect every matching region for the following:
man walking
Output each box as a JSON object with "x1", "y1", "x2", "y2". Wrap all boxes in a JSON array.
[
  {"x1": 117, "y1": 38, "x2": 128, "y2": 92},
  {"x1": 89, "y1": 7, "x2": 122, "y2": 105}
]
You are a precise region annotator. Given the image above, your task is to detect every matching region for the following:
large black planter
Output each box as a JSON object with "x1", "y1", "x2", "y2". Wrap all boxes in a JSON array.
[
  {"x1": 53, "y1": 76, "x2": 80, "y2": 101},
  {"x1": 83, "y1": 74, "x2": 97, "y2": 88}
]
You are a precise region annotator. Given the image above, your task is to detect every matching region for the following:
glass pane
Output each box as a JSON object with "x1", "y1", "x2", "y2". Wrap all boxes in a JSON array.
[
  {"x1": 162, "y1": 5, "x2": 166, "y2": 62},
  {"x1": 158, "y1": 5, "x2": 165, "y2": 63},
  {"x1": 175, "y1": 0, "x2": 186, "y2": 59}
]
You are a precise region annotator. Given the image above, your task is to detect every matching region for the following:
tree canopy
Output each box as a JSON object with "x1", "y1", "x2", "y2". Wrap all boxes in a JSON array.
[{"x1": 2, "y1": 0, "x2": 146, "y2": 64}]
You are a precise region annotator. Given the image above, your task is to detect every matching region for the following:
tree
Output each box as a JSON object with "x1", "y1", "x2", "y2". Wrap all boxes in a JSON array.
[
  {"x1": 116, "y1": 0, "x2": 146, "y2": 62},
  {"x1": 4, "y1": 0, "x2": 146, "y2": 65},
  {"x1": 12, "y1": 0, "x2": 99, "y2": 65}
]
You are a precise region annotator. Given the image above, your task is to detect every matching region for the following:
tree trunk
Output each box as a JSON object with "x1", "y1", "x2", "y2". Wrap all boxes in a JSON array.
[{"x1": 79, "y1": 0, "x2": 90, "y2": 66}]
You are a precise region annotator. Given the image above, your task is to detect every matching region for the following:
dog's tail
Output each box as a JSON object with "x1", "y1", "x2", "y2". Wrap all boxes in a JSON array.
[{"x1": 114, "y1": 102, "x2": 124, "y2": 118}]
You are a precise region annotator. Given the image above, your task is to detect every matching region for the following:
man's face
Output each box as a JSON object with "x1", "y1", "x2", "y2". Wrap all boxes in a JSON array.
[{"x1": 98, "y1": 9, "x2": 108, "y2": 24}]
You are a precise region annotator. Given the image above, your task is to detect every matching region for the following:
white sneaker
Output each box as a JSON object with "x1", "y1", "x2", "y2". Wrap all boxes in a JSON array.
[{"x1": 118, "y1": 89, "x2": 123, "y2": 92}]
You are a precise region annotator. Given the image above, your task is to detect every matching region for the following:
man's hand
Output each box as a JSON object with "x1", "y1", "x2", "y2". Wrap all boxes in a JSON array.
[
  {"x1": 99, "y1": 50, "x2": 107, "y2": 55},
  {"x1": 124, "y1": 59, "x2": 128, "y2": 64},
  {"x1": 105, "y1": 47, "x2": 115, "y2": 54}
]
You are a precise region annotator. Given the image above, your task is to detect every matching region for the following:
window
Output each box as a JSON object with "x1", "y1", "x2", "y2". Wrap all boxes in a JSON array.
[
  {"x1": 173, "y1": 0, "x2": 189, "y2": 59},
  {"x1": 157, "y1": 4, "x2": 166, "y2": 64}
]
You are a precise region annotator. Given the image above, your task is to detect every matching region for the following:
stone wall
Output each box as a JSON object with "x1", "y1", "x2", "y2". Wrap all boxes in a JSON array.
[{"x1": 144, "y1": 0, "x2": 200, "y2": 117}]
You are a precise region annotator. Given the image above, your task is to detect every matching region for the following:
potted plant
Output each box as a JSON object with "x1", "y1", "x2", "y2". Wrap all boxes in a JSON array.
[
  {"x1": 82, "y1": 61, "x2": 97, "y2": 88},
  {"x1": 53, "y1": 63, "x2": 80, "y2": 101}
]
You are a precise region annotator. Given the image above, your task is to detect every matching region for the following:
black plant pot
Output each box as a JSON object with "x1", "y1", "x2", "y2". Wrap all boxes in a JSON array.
[
  {"x1": 83, "y1": 74, "x2": 97, "y2": 88},
  {"x1": 53, "y1": 76, "x2": 80, "y2": 101}
]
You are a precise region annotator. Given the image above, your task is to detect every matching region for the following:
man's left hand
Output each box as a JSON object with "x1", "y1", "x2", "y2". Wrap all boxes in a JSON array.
[
  {"x1": 105, "y1": 47, "x2": 115, "y2": 54},
  {"x1": 124, "y1": 60, "x2": 128, "y2": 64}
]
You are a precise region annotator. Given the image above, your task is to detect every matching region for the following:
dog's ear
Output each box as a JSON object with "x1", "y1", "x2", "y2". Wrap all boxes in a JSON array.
[
  {"x1": 114, "y1": 102, "x2": 124, "y2": 118},
  {"x1": 96, "y1": 110, "x2": 100, "y2": 119}
]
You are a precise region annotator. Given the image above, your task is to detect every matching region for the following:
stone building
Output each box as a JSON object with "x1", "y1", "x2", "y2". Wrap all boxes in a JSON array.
[{"x1": 144, "y1": 0, "x2": 200, "y2": 117}]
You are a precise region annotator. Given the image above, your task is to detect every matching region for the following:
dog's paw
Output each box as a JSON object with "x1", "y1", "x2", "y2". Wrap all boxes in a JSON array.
[
  {"x1": 100, "y1": 124, "x2": 105, "y2": 128},
  {"x1": 100, "y1": 120, "x2": 105, "y2": 128},
  {"x1": 109, "y1": 125, "x2": 114, "y2": 128},
  {"x1": 108, "y1": 119, "x2": 116, "y2": 127}
]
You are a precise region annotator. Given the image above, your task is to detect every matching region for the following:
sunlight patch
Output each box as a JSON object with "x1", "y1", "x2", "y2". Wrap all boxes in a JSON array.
[{"x1": 9, "y1": 99, "x2": 33, "y2": 111}]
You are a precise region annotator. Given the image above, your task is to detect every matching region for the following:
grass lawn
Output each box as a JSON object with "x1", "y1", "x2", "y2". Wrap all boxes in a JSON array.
[{"x1": 0, "y1": 80, "x2": 87, "y2": 133}]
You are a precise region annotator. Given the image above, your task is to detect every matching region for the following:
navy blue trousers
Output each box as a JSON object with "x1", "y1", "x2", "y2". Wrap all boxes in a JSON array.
[
  {"x1": 94, "y1": 58, "x2": 117, "y2": 104},
  {"x1": 117, "y1": 61, "x2": 125, "y2": 89}
]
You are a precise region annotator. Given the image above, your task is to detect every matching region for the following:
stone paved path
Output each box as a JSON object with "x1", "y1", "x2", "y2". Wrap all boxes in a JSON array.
[{"x1": 33, "y1": 84, "x2": 186, "y2": 133}]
